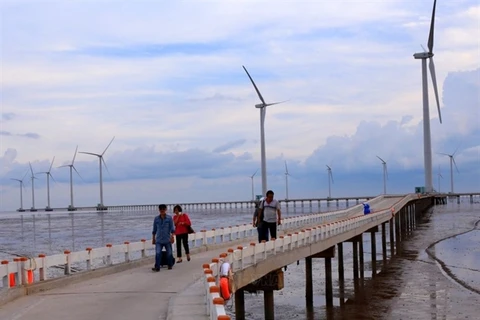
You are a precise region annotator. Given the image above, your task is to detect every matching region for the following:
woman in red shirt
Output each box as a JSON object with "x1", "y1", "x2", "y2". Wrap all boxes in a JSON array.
[{"x1": 173, "y1": 205, "x2": 191, "y2": 263}]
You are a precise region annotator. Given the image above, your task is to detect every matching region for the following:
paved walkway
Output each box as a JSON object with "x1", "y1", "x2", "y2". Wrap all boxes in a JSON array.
[{"x1": 0, "y1": 241, "x2": 244, "y2": 320}]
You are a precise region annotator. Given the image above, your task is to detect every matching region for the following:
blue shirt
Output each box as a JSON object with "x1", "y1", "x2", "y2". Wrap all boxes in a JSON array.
[{"x1": 152, "y1": 214, "x2": 175, "y2": 244}]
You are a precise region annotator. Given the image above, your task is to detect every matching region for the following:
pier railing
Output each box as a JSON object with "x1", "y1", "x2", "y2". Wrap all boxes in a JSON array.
[
  {"x1": 201, "y1": 194, "x2": 414, "y2": 319},
  {"x1": 0, "y1": 197, "x2": 382, "y2": 290}
]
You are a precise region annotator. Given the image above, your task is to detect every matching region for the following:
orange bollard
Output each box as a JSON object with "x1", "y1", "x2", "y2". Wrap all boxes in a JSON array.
[
  {"x1": 9, "y1": 273, "x2": 15, "y2": 287},
  {"x1": 27, "y1": 270, "x2": 34, "y2": 284}
]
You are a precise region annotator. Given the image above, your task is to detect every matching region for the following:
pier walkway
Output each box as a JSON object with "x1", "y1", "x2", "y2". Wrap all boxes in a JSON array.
[{"x1": 0, "y1": 193, "x2": 457, "y2": 319}]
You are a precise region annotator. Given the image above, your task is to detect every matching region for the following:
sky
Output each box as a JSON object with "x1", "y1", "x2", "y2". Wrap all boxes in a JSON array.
[{"x1": 0, "y1": 0, "x2": 479, "y2": 211}]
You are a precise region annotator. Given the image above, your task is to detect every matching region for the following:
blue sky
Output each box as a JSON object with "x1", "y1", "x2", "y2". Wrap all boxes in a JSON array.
[{"x1": 1, "y1": 0, "x2": 479, "y2": 211}]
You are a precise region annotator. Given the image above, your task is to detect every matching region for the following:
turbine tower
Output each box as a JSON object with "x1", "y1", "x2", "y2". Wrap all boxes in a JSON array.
[
  {"x1": 376, "y1": 155, "x2": 389, "y2": 194},
  {"x1": 79, "y1": 136, "x2": 115, "y2": 210},
  {"x1": 413, "y1": 0, "x2": 442, "y2": 193},
  {"x1": 326, "y1": 165, "x2": 334, "y2": 199},
  {"x1": 284, "y1": 161, "x2": 291, "y2": 200},
  {"x1": 37, "y1": 156, "x2": 56, "y2": 211},
  {"x1": 250, "y1": 169, "x2": 259, "y2": 201},
  {"x1": 11, "y1": 171, "x2": 28, "y2": 212},
  {"x1": 438, "y1": 149, "x2": 459, "y2": 193},
  {"x1": 59, "y1": 146, "x2": 82, "y2": 211},
  {"x1": 28, "y1": 162, "x2": 38, "y2": 212},
  {"x1": 243, "y1": 66, "x2": 287, "y2": 196}
]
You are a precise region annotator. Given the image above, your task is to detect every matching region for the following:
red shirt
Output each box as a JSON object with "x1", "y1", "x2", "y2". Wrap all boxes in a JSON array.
[{"x1": 173, "y1": 213, "x2": 192, "y2": 235}]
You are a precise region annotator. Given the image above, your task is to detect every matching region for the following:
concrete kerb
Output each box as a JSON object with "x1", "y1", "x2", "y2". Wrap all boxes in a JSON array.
[{"x1": 0, "y1": 235, "x2": 259, "y2": 308}]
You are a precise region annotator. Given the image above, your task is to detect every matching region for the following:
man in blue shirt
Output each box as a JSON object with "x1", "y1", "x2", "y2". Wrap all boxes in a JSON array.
[{"x1": 152, "y1": 204, "x2": 175, "y2": 271}]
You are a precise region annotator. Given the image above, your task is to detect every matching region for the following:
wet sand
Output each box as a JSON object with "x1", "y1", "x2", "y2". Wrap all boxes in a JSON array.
[{"x1": 227, "y1": 202, "x2": 480, "y2": 319}]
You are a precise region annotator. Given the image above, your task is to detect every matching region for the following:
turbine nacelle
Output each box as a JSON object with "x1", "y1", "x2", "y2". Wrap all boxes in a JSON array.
[{"x1": 413, "y1": 52, "x2": 434, "y2": 59}]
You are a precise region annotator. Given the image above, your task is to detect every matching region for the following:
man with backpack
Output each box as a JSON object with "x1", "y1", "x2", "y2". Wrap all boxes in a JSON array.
[{"x1": 256, "y1": 190, "x2": 282, "y2": 242}]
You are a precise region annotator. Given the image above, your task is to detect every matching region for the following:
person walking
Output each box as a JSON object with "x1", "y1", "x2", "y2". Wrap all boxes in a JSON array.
[
  {"x1": 257, "y1": 190, "x2": 282, "y2": 240},
  {"x1": 253, "y1": 200, "x2": 267, "y2": 243},
  {"x1": 173, "y1": 205, "x2": 191, "y2": 263},
  {"x1": 152, "y1": 204, "x2": 175, "y2": 272}
]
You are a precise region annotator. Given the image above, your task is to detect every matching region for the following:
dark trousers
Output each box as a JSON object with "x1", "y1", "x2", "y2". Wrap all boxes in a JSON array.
[
  {"x1": 264, "y1": 222, "x2": 277, "y2": 240},
  {"x1": 258, "y1": 222, "x2": 276, "y2": 243},
  {"x1": 155, "y1": 242, "x2": 172, "y2": 269},
  {"x1": 175, "y1": 233, "x2": 190, "y2": 257}
]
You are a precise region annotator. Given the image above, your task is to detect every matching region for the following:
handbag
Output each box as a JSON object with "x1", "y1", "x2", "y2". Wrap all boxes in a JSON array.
[{"x1": 187, "y1": 225, "x2": 195, "y2": 234}]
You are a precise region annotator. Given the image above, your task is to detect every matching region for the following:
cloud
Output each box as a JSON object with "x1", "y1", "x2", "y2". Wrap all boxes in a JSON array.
[
  {"x1": 0, "y1": 1, "x2": 479, "y2": 210},
  {"x1": 1, "y1": 113, "x2": 15, "y2": 121},
  {"x1": 0, "y1": 131, "x2": 40, "y2": 139},
  {"x1": 213, "y1": 139, "x2": 247, "y2": 153}
]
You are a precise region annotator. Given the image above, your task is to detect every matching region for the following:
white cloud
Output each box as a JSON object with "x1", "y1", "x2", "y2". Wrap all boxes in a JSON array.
[{"x1": 1, "y1": 0, "x2": 479, "y2": 211}]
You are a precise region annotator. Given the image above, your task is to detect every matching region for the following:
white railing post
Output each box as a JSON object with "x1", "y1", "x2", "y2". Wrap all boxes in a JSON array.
[
  {"x1": 220, "y1": 228, "x2": 225, "y2": 243},
  {"x1": 38, "y1": 254, "x2": 47, "y2": 281},
  {"x1": 140, "y1": 239, "x2": 147, "y2": 258},
  {"x1": 237, "y1": 246, "x2": 245, "y2": 269},
  {"x1": 1, "y1": 260, "x2": 10, "y2": 288},
  {"x1": 250, "y1": 242, "x2": 257, "y2": 265},
  {"x1": 64, "y1": 250, "x2": 71, "y2": 275},
  {"x1": 201, "y1": 230, "x2": 208, "y2": 246},
  {"x1": 86, "y1": 247, "x2": 93, "y2": 270},
  {"x1": 124, "y1": 241, "x2": 130, "y2": 262},
  {"x1": 106, "y1": 244, "x2": 113, "y2": 265},
  {"x1": 13, "y1": 258, "x2": 20, "y2": 286}
]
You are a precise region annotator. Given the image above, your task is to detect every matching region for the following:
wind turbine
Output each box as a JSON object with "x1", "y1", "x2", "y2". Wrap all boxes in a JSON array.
[
  {"x1": 28, "y1": 162, "x2": 39, "y2": 212},
  {"x1": 376, "y1": 155, "x2": 389, "y2": 194},
  {"x1": 437, "y1": 166, "x2": 443, "y2": 193},
  {"x1": 326, "y1": 165, "x2": 334, "y2": 199},
  {"x1": 243, "y1": 66, "x2": 287, "y2": 196},
  {"x1": 250, "y1": 169, "x2": 259, "y2": 201},
  {"x1": 37, "y1": 156, "x2": 56, "y2": 211},
  {"x1": 284, "y1": 161, "x2": 291, "y2": 200},
  {"x1": 413, "y1": 0, "x2": 442, "y2": 193},
  {"x1": 11, "y1": 171, "x2": 28, "y2": 212},
  {"x1": 79, "y1": 137, "x2": 115, "y2": 210},
  {"x1": 438, "y1": 149, "x2": 459, "y2": 193},
  {"x1": 59, "y1": 146, "x2": 82, "y2": 211}
]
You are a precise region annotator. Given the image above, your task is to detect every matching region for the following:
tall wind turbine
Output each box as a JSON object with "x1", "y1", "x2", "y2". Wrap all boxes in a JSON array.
[
  {"x1": 59, "y1": 146, "x2": 82, "y2": 211},
  {"x1": 243, "y1": 66, "x2": 287, "y2": 196},
  {"x1": 37, "y1": 156, "x2": 56, "y2": 211},
  {"x1": 28, "y1": 162, "x2": 38, "y2": 211},
  {"x1": 413, "y1": 0, "x2": 442, "y2": 193},
  {"x1": 284, "y1": 161, "x2": 291, "y2": 200},
  {"x1": 79, "y1": 137, "x2": 115, "y2": 209},
  {"x1": 376, "y1": 155, "x2": 389, "y2": 194},
  {"x1": 438, "y1": 149, "x2": 459, "y2": 193},
  {"x1": 250, "y1": 169, "x2": 259, "y2": 201},
  {"x1": 11, "y1": 171, "x2": 28, "y2": 212},
  {"x1": 326, "y1": 165, "x2": 334, "y2": 199}
]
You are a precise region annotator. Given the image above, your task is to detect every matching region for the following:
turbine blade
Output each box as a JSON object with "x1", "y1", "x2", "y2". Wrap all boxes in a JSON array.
[
  {"x1": 326, "y1": 165, "x2": 331, "y2": 170},
  {"x1": 79, "y1": 151, "x2": 101, "y2": 157},
  {"x1": 48, "y1": 156, "x2": 55, "y2": 172},
  {"x1": 50, "y1": 173, "x2": 57, "y2": 184},
  {"x1": 284, "y1": 161, "x2": 288, "y2": 174},
  {"x1": 102, "y1": 136, "x2": 115, "y2": 156},
  {"x1": 72, "y1": 166, "x2": 84, "y2": 182},
  {"x1": 242, "y1": 65, "x2": 266, "y2": 106},
  {"x1": 452, "y1": 146, "x2": 459, "y2": 156},
  {"x1": 427, "y1": 0, "x2": 437, "y2": 53},
  {"x1": 102, "y1": 157, "x2": 111, "y2": 176},
  {"x1": 265, "y1": 100, "x2": 289, "y2": 107},
  {"x1": 452, "y1": 157, "x2": 460, "y2": 173},
  {"x1": 429, "y1": 57, "x2": 442, "y2": 123},
  {"x1": 420, "y1": 44, "x2": 427, "y2": 53},
  {"x1": 29, "y1": 162, "x2": 34, "y2": 175},
  {"x1": 376, "y1": 155, "x2": 386, "y2": 163},
  {"x1": 72, "y1": 145, "x2": 78, "y2": 164},
  {"x1": 22, "y1": 171, "x2": 28, "y2": 181},
  {"x1": 58, "y1": 164, "x2": 70, "y2": 168},
  {"x1": 437, "y1": 152, "x2": 449, "y2": 156},
  {"x1": 252, "y1": 168, "x2": 259, "y2": 177}
]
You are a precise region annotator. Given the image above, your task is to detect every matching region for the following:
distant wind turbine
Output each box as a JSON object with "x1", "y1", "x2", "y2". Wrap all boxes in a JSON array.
[
  {"x1": 79, "y1": 136, "x2": 115, "y2": 209},
  {"x1": 437, "y1": 166, "x2": 443, "y2": 193},
  {"x1": 59, "y1": 146, "x2": 82, "y2": 210},
  {"x1": 250, "y1": 169, "x2": 259, "y2": 201},
  {"x1": 243, "y1": 65, "x2": 287, "y2": 197},
  {"x1": 37, "y1": 156, "x2": 56, "y2": 211},
  {"x1": 284, "y1": 161, "x2": 291, "y2": 200},
  {"x1": 28, "y1": 162, "x2": 39, "y2": 211},
  {"x1": 326, "y1": 165, "x2": 334, "y2": 199},
  {"x1": 413, "y1": 0, "x2": 442, "y2": 193},
  {"x1": 376, "y1": 155, "x2": 389, "y2": 194},
  {"x1": 438, "y1": 149, "x2": 460, "y2": 193},
  {"x1": 11, "y1": 171, "x2": 28, "y2": 212}
]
